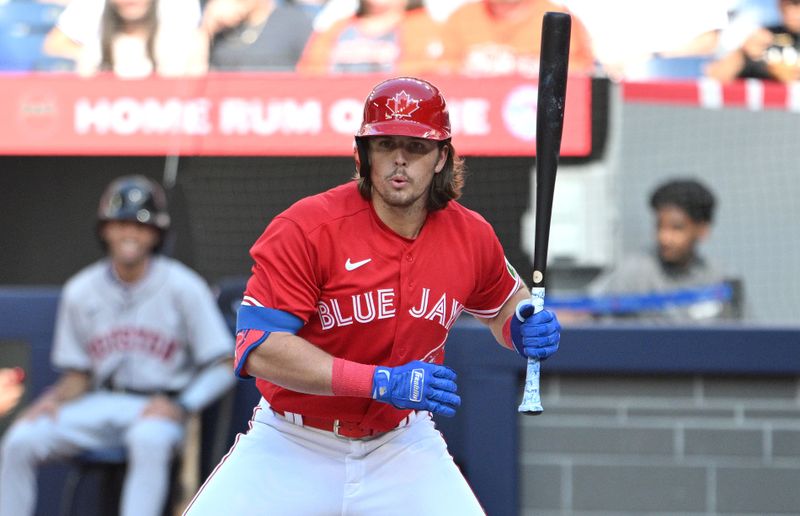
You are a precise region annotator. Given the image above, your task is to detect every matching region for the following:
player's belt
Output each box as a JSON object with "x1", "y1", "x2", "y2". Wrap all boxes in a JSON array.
[
  {"x1": 272, "y1": 409, "x2": 412, "y2": 440},
  {"x1": 105, "y1": 386, "x2": 181, "y2": 397}
]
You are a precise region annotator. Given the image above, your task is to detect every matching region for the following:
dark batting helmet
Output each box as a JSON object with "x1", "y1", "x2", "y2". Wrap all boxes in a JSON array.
[
  {"x1": 96, "y1": 175, "x2": 170, "y2": 249},
  {"x1": 354, "y1": 76, "x2": 452, "y2": 177}
]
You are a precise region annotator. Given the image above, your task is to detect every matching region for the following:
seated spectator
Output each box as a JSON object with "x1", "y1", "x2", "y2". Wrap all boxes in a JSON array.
[
  {"x1": 43, "y1": 0, "x2": 206, "y2": 77},
  {"x1": 566, "y1": 179, "x2": 740, "y2": 324},
  {"x1": 562, "y1": 0, "x2": 728, "y2": 80},
  {"x1": 201, "y1": 0, "x2": 313, "y2": 71},
  {"x1": 706, "y1": 0, "x2": 800, "y2": 82},
  {"x1": 438, "y1": 0, "x2": 595, "y2": 77},
  {"x1": 296, "y1": 0, "x2": 444, "y2": 75}
]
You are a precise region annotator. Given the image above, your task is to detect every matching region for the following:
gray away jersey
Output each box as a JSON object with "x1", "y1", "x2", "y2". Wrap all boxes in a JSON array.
[{"x1": 51, "y1": 256, "x2": 232, "y2": 392}]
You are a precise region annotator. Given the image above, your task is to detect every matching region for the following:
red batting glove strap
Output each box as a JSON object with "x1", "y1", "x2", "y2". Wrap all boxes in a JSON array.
[
  {"x1": 501, "y1": 315, "x2": 516, "y2": 350},
  {"x1": 331, "y1": 357, "x2": 376, "y2": 398}
]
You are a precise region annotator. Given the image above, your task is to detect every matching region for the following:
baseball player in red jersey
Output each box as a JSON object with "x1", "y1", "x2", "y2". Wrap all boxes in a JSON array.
[{"x1": 184, "y1": 77, "x2": 561, "y2": 515}]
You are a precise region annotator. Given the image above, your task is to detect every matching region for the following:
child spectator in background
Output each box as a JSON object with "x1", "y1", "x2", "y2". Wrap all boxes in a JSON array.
[
  {"x1": 201, "y1": 0, "x2": 313, "y2": 71},
  {"x1": 296, "y1": 0, "x2": 444, "y2": 75},
  {"x1": 438, "y1": 0, "x2": 595, "y2": 77},
  {"x1": 706, "y1": 0, "x2": 800, "y2": 82}
]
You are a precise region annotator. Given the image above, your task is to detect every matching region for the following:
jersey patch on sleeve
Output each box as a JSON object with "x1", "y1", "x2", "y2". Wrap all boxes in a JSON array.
[
  {"x1": 505, "y1": 257, "x2": 520, "y2": 281},
  {"x1": 234, "y1": 329, "x2": 268, "y2": 379}
]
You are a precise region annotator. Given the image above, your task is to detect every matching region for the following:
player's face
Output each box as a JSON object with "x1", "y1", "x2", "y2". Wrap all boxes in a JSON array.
[
  {"x1": 101, "y1": 220, "x2": 159, "y2": 267},
  {"x1": 654, "y1": 205, "x2": 709, "y2": 266},
  {"x1": 367, "y1": 135, "x2": 448, "y2": 211}
]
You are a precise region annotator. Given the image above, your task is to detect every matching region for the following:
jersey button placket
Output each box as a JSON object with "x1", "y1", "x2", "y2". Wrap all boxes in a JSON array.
[{"x1": 397, "y1": 252, "x2": 415, "y2": 359}]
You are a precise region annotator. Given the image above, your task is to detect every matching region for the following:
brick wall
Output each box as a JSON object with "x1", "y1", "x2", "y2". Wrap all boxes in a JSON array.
[{"x1": 520, "y1": 375, "x2": 800, "y2": 515}]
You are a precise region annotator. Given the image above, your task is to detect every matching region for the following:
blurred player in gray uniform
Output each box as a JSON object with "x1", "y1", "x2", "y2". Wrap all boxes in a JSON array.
[{"x1": 0, "y1": 175, "x2": 235, "y2": 516}]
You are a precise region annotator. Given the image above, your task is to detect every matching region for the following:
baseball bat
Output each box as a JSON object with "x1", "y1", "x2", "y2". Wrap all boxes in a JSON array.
[{"x1": 518, "y1": 12, "x2": 571, "y2": 415}]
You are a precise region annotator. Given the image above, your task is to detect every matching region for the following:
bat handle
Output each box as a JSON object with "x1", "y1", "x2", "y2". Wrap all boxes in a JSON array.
[{"x1": 517, "y1": 286, "x2": 544, "y2": 415}]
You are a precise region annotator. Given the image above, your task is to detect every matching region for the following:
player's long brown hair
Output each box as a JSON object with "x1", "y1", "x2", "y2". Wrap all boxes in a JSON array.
[{"x1": 355, "y1": 141, "x2": 466, "y2": 211}]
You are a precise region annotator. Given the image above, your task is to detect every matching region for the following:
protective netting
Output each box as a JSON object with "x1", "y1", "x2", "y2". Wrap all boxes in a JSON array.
[
  {"x1": 606, "y1": 98, "x2": 800, "y2": 324},
  {"x1": 177, "y1": 156, "x2": 535, "y2": 285}
]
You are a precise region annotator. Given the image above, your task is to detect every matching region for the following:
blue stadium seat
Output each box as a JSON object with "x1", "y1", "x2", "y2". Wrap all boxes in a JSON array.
[
  {"x1": 0, "y1": 1, "x2": 64, "y2": 71},
  {"x1": 0, "y1": 32, "x2": 46, "y2": 71},
  {"x1": 33, "y1": 55, "x2": 75, "y2": 71},
  {"x1": 0, "y1": 0, "x2": 62, "y2": 28},
  {"x1": 638, "y1": 55, "x2": 715, "y2": 80}
]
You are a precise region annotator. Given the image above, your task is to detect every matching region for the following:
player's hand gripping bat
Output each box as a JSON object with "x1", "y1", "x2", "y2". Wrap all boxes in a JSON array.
[{"x1": 518, "y1": 12, "x2": 571, "y2": 415}]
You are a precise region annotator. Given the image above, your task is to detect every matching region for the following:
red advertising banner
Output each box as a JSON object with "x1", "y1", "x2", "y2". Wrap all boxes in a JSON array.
[
  {"x1": 622, "y1": 79, "x2": 800, "y2": 112},
  {"x1": 0, "y1": 73, "x2": 591, "y2": 157}
]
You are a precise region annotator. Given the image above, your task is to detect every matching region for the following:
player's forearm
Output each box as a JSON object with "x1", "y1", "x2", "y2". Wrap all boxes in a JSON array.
[
  {"x1": 484, "y1": 287, "x2": 530, "y2": 348},
  {"x1": 704, "y1": 50, "x2": 746, "y2": 83},
  {"x1": 245, "y1": 333, "x2": 337, "y2": 395},
  {"x1": 176, "y1": 358, "x2": 236, "y2": 413},
  {"x1": 42, "y1": 27, "x2": 82, "y2": 60},
  {"x1": 20, "y1": 372, "x2": 89, "y2": 420},
  {"x1": 43, "y1": 370, "x2": 90, "y2": 404}
]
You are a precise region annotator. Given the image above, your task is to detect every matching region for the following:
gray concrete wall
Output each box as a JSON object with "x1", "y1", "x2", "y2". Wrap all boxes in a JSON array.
[{"x1": 520, "y1": 374, "x2": 800, "y2": 515}]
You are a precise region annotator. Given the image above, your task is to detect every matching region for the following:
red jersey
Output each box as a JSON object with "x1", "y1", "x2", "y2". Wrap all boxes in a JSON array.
[{"x1": 242, "y1": 181, "x2": 522, "y2": 431}]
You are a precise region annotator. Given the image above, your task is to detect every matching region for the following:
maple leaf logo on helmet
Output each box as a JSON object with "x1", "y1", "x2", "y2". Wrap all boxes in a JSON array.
[{"x1": 385, "y1": 91, "x2": 420, "y2": 120}]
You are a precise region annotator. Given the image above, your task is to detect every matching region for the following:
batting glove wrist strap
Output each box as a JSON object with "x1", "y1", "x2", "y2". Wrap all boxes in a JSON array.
[
  {"x1": 372, "y1": 361, "x2": 461, "y2": 417},
  {"x1": 510, "y1": 300, "x2": 562, "y2": 360}
]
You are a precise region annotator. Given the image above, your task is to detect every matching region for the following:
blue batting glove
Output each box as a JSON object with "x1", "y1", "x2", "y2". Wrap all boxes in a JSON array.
[
  {"x1": 372, "y1": 361, "x2": 461, "y2": 417},
  {"x1": 509, "y1": 300, "x2": 561, "y2": 360}
]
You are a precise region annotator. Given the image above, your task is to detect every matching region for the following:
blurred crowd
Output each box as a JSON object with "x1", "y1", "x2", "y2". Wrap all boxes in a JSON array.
[{"x1": 0, "y1": 0, "x2": 798, "y2": 82}]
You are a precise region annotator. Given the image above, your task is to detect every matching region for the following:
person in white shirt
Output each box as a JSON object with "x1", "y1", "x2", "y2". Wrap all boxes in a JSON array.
[{"x1": 43, "y1": 0, "x2": 207, "y2": 77}]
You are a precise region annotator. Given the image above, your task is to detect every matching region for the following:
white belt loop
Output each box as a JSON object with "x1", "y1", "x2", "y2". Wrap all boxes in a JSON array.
[{"x1": 283, "y1": 410, "x2": 303, "y2": 426}]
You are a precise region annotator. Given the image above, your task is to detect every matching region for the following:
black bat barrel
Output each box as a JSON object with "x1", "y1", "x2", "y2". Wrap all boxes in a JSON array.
[{"x1": 533, "y1": 12, "x2": 571, "y2": 287}]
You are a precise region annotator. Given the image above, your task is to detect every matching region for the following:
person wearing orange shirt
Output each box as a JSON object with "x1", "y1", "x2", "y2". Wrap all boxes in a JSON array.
[
  {"x1": 439, "y1": 0, "x2": 595, "y2": 76},
  {"x1": 296, "y1": 0, "x2": 444, "y2": 75}
]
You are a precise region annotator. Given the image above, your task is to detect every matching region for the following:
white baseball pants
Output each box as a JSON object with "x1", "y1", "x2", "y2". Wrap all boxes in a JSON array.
[{"x1": 183, "y1": 398, "x2": 485, "y2": 515}]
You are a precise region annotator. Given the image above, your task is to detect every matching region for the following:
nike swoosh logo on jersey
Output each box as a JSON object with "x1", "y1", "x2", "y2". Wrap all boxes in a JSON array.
[{"x1": 345, "y1": 258, "x2": 372, "y2": 271}]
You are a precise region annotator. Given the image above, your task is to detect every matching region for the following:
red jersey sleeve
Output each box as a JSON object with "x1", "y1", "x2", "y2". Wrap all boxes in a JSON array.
[
  {"x1": 463, "y1": 220, "x2": 523, "y2": 318},
  {"x1": 244, "y1": 216, "x2": 321, "y2": 323}
]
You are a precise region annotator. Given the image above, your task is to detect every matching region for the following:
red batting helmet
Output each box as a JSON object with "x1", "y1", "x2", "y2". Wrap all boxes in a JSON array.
[{"x1": 355, "y1": 77, "x2": 451, "y2": 177}]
